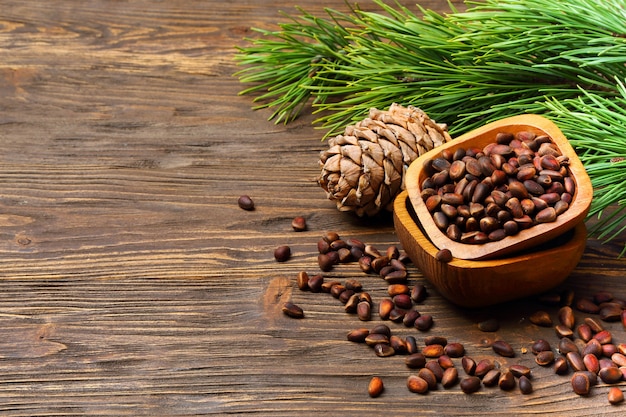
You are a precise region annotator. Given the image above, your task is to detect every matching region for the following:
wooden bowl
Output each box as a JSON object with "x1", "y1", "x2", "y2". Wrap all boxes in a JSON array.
[
  {"x1": 405, "y1": 114, "x2": 592, "y2": 260},
  {"x1": 393, "y1": 190, "x2": 587, "y2": 307}
]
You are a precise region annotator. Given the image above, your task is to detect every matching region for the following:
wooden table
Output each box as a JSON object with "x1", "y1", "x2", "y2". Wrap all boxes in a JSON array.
[{"x1": 1, "y1": 0, "x2": 625, "y2": 415}]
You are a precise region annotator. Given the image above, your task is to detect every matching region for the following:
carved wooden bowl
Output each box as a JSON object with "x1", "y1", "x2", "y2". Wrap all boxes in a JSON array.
[
  {"x1": 405, "y1": 114, "x2": 592, "y2": 260},
  {"x1": 393, "y1": 190, "x2": 587, "y2": 307}
]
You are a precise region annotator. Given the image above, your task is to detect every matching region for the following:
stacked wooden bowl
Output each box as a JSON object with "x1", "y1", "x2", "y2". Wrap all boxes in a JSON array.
[{"x1": 394, "y1": 115, "x2": 592, "y2": 307}]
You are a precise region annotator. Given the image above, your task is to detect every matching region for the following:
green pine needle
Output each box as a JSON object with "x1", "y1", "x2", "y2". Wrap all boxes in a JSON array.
[{"x1": 234, "y1": 0, "x2": 626, "y2": 251}]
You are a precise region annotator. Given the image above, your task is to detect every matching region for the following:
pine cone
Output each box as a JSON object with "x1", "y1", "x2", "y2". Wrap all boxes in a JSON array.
[{"x1": 318, "y1": 103, "x2": 452, "y2": 216}]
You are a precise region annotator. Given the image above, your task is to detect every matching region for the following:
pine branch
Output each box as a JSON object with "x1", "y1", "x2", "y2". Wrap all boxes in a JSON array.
[
  {"x1": 234, "y1": 5, "x2": 362, "y2": 123},
  {"x1": 234, "y1": 0, "x2": 626, "y2": 250},
  {"x1": 307, "y1": 0, "x2": 626, "y2": 134}
]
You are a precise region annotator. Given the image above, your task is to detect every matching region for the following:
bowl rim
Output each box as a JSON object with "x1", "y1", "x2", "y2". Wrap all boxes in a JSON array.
[{"x1": 405, "y1": 114, "x2": 592, "y2": 260}]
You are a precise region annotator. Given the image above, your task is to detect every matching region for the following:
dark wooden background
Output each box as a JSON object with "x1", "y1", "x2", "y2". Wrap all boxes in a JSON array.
[{"x1": 0, "y1": 0, "x2": 625, "y2": 415}]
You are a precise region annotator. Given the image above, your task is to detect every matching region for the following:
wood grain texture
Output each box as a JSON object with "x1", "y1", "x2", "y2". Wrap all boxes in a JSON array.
[{"x1": 0, "y1": 0, "x2": 624, "y2": 415}]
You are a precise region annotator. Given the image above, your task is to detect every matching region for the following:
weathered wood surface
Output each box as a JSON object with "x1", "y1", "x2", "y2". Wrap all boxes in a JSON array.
[{"x1": 0, "y1": 0, "x2": 624, "y2": 415}]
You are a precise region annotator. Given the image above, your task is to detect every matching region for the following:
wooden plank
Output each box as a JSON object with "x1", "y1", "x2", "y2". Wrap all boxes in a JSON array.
[{"x1": 0, "y1": 0, "x2": 624, "y2": 415}]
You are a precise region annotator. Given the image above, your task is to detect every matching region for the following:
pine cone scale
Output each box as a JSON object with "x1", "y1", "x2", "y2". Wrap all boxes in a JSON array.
[
  {"x1": 339, "y1": 157, "x2": 361, "y2": 188},
  {"x1": 340, "y1": 144, "x2": 362, "y2": 166}
]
